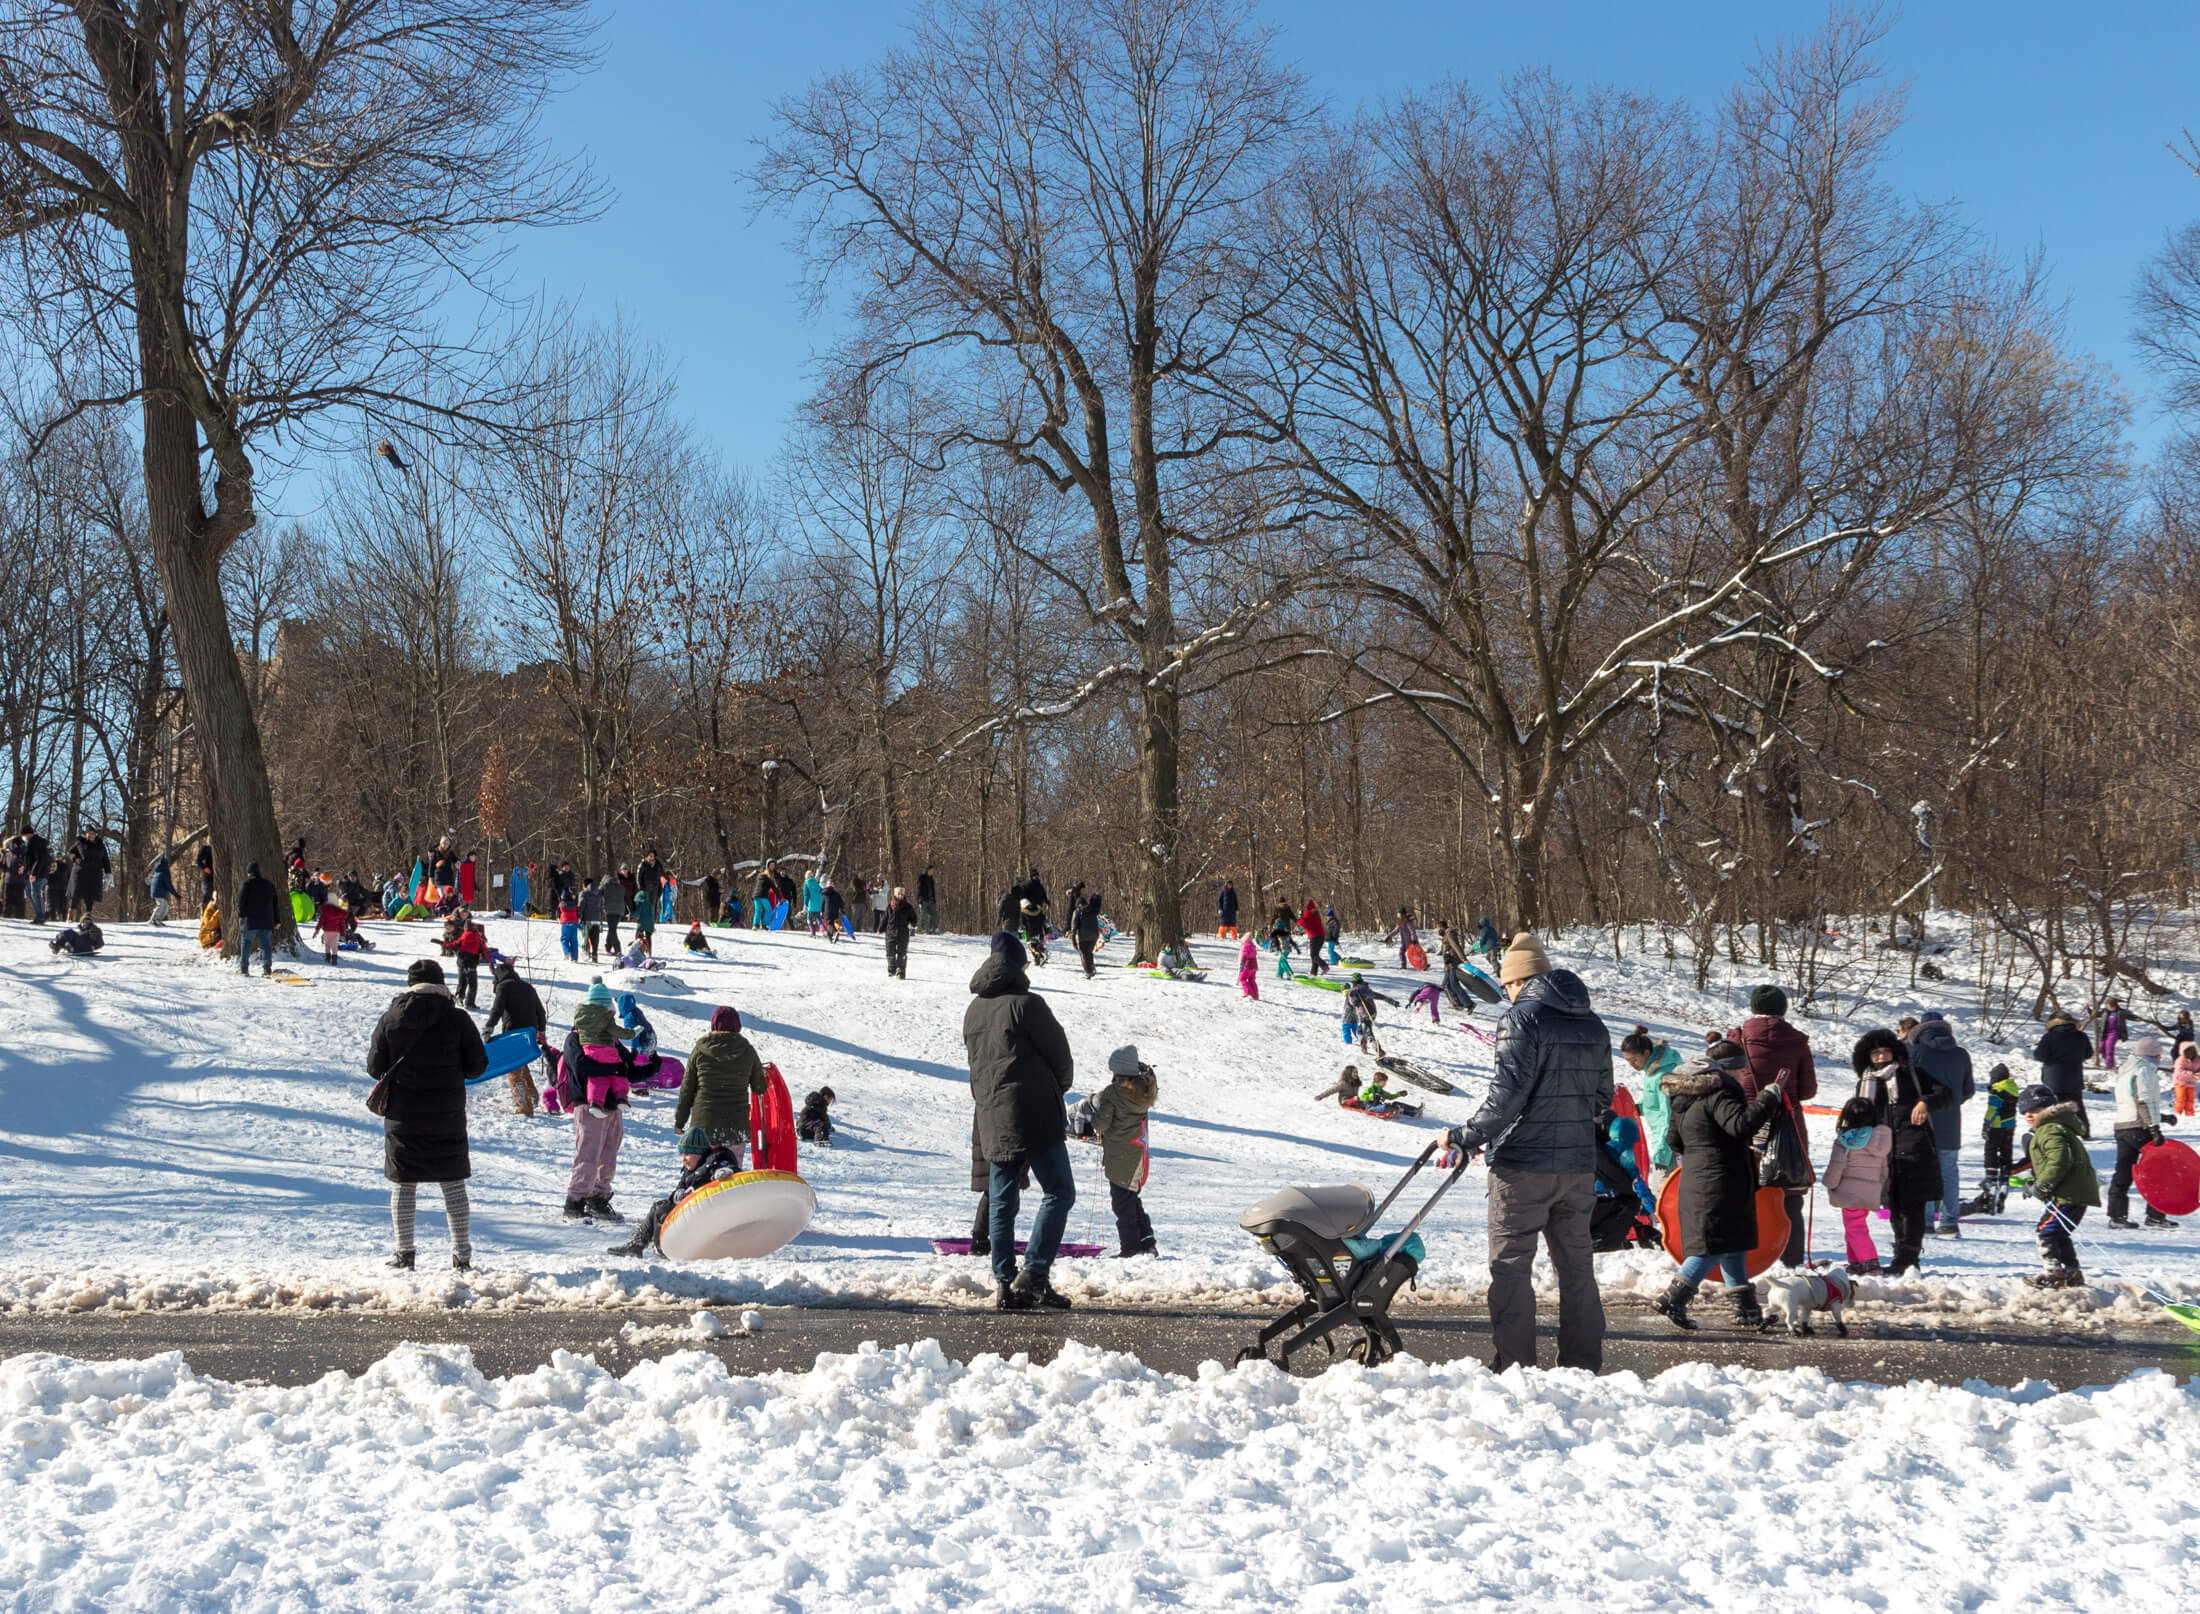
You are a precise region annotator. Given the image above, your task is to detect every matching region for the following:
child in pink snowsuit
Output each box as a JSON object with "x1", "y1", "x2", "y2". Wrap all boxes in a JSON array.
[
  {"x1": 1822, "y1": 1094, "x2": 1892, "y2": 1273},
  {"x1": 1238, "y1": 933, "x2": 1259, "y2": 1000}
]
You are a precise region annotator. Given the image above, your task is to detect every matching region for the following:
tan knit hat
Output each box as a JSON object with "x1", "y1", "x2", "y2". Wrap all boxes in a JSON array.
[{"x1": 1499, "y1": 930, "x2": 1552, "y2": 986}]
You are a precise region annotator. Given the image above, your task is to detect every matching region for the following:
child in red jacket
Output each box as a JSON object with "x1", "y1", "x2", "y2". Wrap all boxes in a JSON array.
[{"x1": 455, "y1": 921, "x2": 487, "y2": 1009}]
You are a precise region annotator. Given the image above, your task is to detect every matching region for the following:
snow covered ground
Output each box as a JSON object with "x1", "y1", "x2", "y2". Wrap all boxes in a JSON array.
[
  {"x1": 2, "y1": 906, "x2": 2198, "y2": 1328},
  {"x1": 6, "y1": 1339, "x2": 2195, "y2": 1610}
]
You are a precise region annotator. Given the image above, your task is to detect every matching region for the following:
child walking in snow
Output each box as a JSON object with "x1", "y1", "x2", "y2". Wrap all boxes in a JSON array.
[
  {"x1": 315, "y1": 899, "x2": 348, "y2": 965},
  {"x1": 1343, "y1": 974, "x2": 1398, "y2": 1055},
  {"x1": 454, "y1": 921, "x2": 486, "y2": 1009},
  {"x1": 1381, "y1": 907, "x2": 1419, "y2": 969},
  {"x1": 1238, "y1": 933, "x2": 1260, "y2": 1000},
  {"x1": 1822, "y1": 1094, "x2": 1892, "y2": 1274},
  {"x1": 559, "y1": 893, "x2": 582, "y2": 963},
  {"x1": 1090, "y1": 1046, "x2": 1159, "y2": 1257},
  {"x1": 2019, "y1": 1082, "x2": 2099, "y2": 1288},
  {"x1": 2174, "y1": 1041, "x2": 2200, "y2": 1119}
]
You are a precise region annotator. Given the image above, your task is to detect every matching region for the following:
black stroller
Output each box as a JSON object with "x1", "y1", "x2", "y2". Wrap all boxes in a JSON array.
[{"x1": 1235, "y1": 1140, "x2": 1469, "y2": 1369}]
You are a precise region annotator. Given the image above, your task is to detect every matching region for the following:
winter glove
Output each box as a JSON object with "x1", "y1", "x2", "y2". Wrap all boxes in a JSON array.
[{"x1": 2150, "y1": 1126, "x2": 2167, "y2": 1148}]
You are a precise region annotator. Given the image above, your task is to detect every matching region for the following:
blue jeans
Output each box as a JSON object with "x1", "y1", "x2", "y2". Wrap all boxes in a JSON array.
[
  {"x1": 1930, "y1": 1147, "x2": 1962, "y2": 1228},
  {"x1": 239, "y1": 927, "x2": 273, "y2": 974},
  {"x1": 987, "y1": 1142, "x2": 1077, "y2": 1284},
  {"x1": 1677, "y1": 1250, "x2": 1749, "y2": 1288}
]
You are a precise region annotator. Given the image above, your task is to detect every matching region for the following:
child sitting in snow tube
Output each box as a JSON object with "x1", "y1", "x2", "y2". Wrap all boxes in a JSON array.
[{"x1": 604, "y1": 1126, "x2": 743, "y2": 1258}]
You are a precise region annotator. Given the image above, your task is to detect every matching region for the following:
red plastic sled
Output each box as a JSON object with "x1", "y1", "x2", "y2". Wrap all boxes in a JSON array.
[
  {"x1": 2135, "y1": 1138, "x2": 2200, "y2": 1217},
  {"x1": 750, "y1": 1063, "x2": 798, "y2": 1173},
  {"x1": 1404, "y1": 941, "x2": 1428, "y2": 971},
  {"x1": 1656, "y1": 1172, "x2": 1791, "y2": 1279}
]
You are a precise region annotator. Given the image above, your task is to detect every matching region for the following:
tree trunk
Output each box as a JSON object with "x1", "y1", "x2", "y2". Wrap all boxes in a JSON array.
[
  {"x1": 140, "y1": 396, "x2": 290, "y2": 951},
  {"x1": 1134, "y1": 680, "x2": 1185, "y2": 962}
]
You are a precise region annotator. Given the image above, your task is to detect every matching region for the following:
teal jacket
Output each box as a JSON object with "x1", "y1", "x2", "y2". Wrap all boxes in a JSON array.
[
  {"x1": 802, "y1": 875, "x2": 823, "y2": 913},
  {"x1": 1636, "y1": 1043, "x2": 1682, "y2": 1170}
]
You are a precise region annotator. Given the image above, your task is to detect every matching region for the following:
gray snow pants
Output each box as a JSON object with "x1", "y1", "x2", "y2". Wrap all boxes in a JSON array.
[{"x1": 1485, "y1": 1166, "x2": 1604, "y2": 1373}]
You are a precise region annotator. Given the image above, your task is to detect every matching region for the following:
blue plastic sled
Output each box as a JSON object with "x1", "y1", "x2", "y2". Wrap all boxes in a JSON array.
[
  {"x1": 769, "y1": 901, "x2": 789, "y2": 931},
  {"x1": 470, "y1": 1030, "x2": 542, "y2": 1084}
]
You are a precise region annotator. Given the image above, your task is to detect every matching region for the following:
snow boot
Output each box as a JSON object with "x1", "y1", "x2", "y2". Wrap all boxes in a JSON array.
[
  {"x1": 385, "y1": 1251, "x2": 415, "y2": 1271},
  {"x1": 453, "y1": 1256, "x2": 472, "y2": 1272},
  {"x1": 1845, "y1": 1259, "x2": 1884, "y2": 1276},
  {"x1": 563, "y1": 1198, "x2": 590, "y2": 1221},
  {"x1": 2027, "y1": 1265, "x2": 2084, "y2": 1290},
  {"x1": 1726, "y1": 1284, "x2": 1765, "y2": 1330},
  {"x1": 2106, "y1": 1215, "x2": 2139, "y2": 1229},
  {"x1": 1012, "y1": 1270, "x2": 1072, "y2": 1310},
  {"x1": 1652, "y1": 1277, "x2": 1700, "y2": 1331},
  {"x1": 2147, "y1": 1214, "x2": 2180, "y2": 1230},
  {"x1": 993, "y1": 1280, "x2": 1032, "y2": 1312},
  {"x1": 588, "y1": 1196, "x2": 625, "y2": 1225}
]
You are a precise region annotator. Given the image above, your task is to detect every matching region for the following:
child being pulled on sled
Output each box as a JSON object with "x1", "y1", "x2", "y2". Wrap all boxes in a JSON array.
[
  {"x1": 796, "y1": 1086, "x2": 836, "y2": 1145},
  {"x1": 1821, "y1": 1094, "x2": 1892, "y2": 1273},
  {"x1": 1090, "y1": 1046, "x2": 1160, "y2": 1257},
  {"x1": 2019, "y1": 1082, "x2": 2100, "y2": 1289},
  {"x1": 604, "y1": 1126, "x2": 743, "y2": 1258}
]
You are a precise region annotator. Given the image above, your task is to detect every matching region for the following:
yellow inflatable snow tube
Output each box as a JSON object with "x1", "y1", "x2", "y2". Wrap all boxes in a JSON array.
[{"x1": 656, "y1": 1169, "x2": 816, "y2": 1260}]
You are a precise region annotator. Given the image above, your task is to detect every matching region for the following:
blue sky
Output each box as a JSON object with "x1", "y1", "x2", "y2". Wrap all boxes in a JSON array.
[{"x1": 470, "y1": 1, "x2": 2200, "y2": 476}]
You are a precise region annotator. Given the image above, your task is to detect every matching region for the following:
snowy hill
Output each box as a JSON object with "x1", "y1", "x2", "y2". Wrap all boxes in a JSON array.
[{"x1": 1, "y1": 909, "x2": 2192, "y2": 1328}]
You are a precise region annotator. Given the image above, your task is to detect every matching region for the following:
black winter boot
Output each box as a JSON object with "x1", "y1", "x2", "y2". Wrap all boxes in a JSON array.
[
  {"x1": 1727, "y1": 1284, "x2": 1765, "y2": 1330},
  {"x1": 1013, "y1": 1269, "x2": 1072, "y2": 1310},
  {"x1": 385, "y1": 1251, "x2": 415, "y2": 1270},
  {"x1": 1652, "y1": 1277, "x2": 1699, "y2": 1330},
  {"x1": 588, "y1": 1196, "x2": 625, "y2": 1225},
  {"x1": 563, "y1": 1198, "x2": 589, "y2": 1221},
  {"x1": 994, "y1": 1280, "x2": 1032, "y2": 1312}
]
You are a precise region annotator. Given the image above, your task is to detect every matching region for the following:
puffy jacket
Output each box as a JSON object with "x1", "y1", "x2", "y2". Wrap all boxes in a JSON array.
[
  {"x1": 1091, "y1": 1066, "x2": 1158, "y2": 1191},
  {"x1": 598, "y1": 875, "x2": 627, "y2": 922},
  {"x1": 1217, "y1": 886, "x2": 1238, "y2": 925},
  {"x1": 676, "y1": 1007, "x2": 768, "y2": 1137},
  {"x1": 579, "y1": 885, "x2": 604, "y2": 924},
  {"x1": 1822, "y1": 1123, "x2": 1892, "y2": 1210},
  {"x1": 1664, "y1": 1053, "x2": 1785, "y2": 1255},
  {"x1": 482, "y1": 965, "x2": 547, "y2": 1040},
  {"x1": 148, "y1": 856, "x2": 175, "y2": 900},
  {"x1": 368, "y1": 983, "x2": 487, "y2": 1182},
  {"x1": 2033, "y1": 1020, "x2": 2093, "y2": 1103},
  {"x1": 1457, "y1": 968, "x2": 1613, "y2": 1173},
  {"x1": 887, "y1": 897, "x2": 919, "y2": 937},
  {"x1": 963, "y1": 951, "x2": 1074, "y2": 1163},
  {"x1": 1729, "y1": 1014, "x2": 1820, "y2": 1170},
  {"x1": 2027, "y1": 1103, "x2": 2100, "y2": 1207},
  {"x1": 804, "y1": 876, "x2": 824, "y2": 913},
  {"x1": 1299, "y1": 902, "x2": 1326, "y2": 942},
  {"x1": 2115, "y1": 1055, "x2": 2161, "y2": 1129},
  {"x1": 1908, "y1": 1021, "x2": 1975, "y2": 1150}
]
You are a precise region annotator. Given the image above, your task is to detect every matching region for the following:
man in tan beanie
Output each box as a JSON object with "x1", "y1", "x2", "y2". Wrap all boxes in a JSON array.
[{"x1": 1445, "y1": 930, "x2": 1613, "y2": 1371}]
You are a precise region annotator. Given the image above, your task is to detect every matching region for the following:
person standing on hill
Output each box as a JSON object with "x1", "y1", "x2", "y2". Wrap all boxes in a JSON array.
[
  {"x1": 1850, "y1": 1028, "x2": 1950, "y2": 1276},
  {"x1": 367, "y1": 958, "x2": 485, "y2": 1270},
  {"x1": 68, "y1": 830, "x2": 109, "y2": 920},
  {"x1": 1444, "y1": 931, "x2": 1612, "y2": 1373},
  {"x1": 234, "y1": 860, "x2": 279, "y2": 977},
  {"x1": 1908, "y1": 1011, "x2": 1974, "y2": 1237},
  {"x1": 1071, "y1": 885, "x2": 1105, "y2": 978},
  {"x1": 1651, "y1": 1041, "x2": 1791, "y2": 1331},
  {"x1": 2033, "y1": 1012, "x2": 2095, "y2": 1138},
  {"x1": 194, "y1": 841, "x2": 213, "y2": 911},
  {"x1": 965, "y1": 931, "x2": 1076, "y2": 1312},
  {"x1": 885, "y1": 886, "x2": 918, "y2": 978},
  {"x1": 917, "y1": 864, "x2": 939, "y2": 933},
  {"x1": 1728, "y1": 985, "x2": 1818, "y2": 1267},
  {"x1": 598, "y1": 872, "x2": 627, "y2": 958},
  {"x1": 1217, "y1": 882, "x2": 1239, "y2": 940},
  {"x1": 1298, "y1": 899, "x2": 1328, "y2": 978}
]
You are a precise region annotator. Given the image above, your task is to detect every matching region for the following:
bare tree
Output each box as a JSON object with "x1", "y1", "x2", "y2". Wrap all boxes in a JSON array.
[
  {"x1": 0, "y1": 1, "x2": 600, "y2": 942},
  {"x1": 756, "y1": 0, "x2": 1310, "y2": 958}
]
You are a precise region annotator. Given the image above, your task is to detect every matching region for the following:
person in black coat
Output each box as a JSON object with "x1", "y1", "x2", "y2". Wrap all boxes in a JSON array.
[
  {"x1": 2032, "y1": 1013, "x2": 2094, "y2": 1137},
  {"x1": 21, "y1": 824, "x2": 53, "y2": 922},
  {"x1": 964, "y1": 931, "x2": 1075, "y2": 1311},
  {"x1": 884, "y1": 887, "x2": 919, "y2": 977},
  {"x1": 482, "y1": 960, "x2": 549, "y2": 1116},
  {"x1": 1072, "y1": 887, "x2": 1105, "y2": 978},
  {"x1": 1217, "y1": 882, "x2": 1239, "y2": 936},
  {"x1": 917, "y1": 865, "x2": 939, "y2": 933},
  {"x1": 68, "y1": 831, "x2": 109, "y2": 919},
  {"x1": 195, "y1": 842, "x2": 214, "y2": 908},
  {"x1": 1853, "y1": 1027, "x2": 1952, "y2": 1275},
  {"x1": 1651, "y1": 1044, "x2": 1789, "y2": 1330},
  {"x1": 234, "y1": 860, "x2": 280, "y2": 976},
  {"x1": 367, "y1": 959, "x2": 487, "y2": 1269},
  {"x1": 996, "y1": 881, "x2": 1024, "y2": 929}
]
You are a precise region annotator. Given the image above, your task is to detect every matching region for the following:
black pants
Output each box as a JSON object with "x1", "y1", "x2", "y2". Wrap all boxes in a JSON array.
[
  {"x1": 1077, "y1": 934, "x2": 1098, "y2": 977},
  {"x1": 456, "y1": 958, "x2": 479, "y2": 1009},
  {"x1": 1887, "y1": 1203, "x2": 1927, "y2": 1269},
  {"x1": 1778, "y1": 1188, "x2": 1807, "y2": 1267},
  {"x1": 1984, "y1": 1128, "x2": 2014, "y2": 1178},
  {"x1": 2109, "y1": 1125, "x2": 2157, "y2": 1220},
  {"x1": 2037, "y1": 1201, "x2": 2083, "y2": 1268},
  {"x1": 970, "y1": 1192, "x2": 991, "y2": 1246},
  {"x1": 585, "y1": 923, "x2": 601, "y2": 960},
  {"x1": 1110, "y1": 1182, "x2": 1154, "y2": 1254},
  {"x1": 1306, "y1": 944, "x2": 1326, "y2": 977},
  {"x1": 885, "y1": 930, "x2": 909, "y2": 977}
]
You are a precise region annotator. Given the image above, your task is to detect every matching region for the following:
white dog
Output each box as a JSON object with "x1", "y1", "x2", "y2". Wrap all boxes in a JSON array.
[{"x1": 1757, "y1": 1267, "x2": 1862, "y2": 1337}]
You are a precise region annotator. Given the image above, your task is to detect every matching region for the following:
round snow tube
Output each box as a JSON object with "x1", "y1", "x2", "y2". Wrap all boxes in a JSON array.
[{"x1": 656, "y1": 1170, "x2": 815, "y2": 1260}]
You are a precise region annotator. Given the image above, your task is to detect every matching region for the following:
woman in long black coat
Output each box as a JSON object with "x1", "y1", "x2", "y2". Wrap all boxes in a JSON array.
[
  {"x1": 1851, "y1": 1027, "x2": 1951, "y2": 1275},
  {"x1": 1652, "y1": 1043, "x2": 1788, "y2": 1330},
  {"x1": 367, "y1": 958, "x2": 487, "y2": 1270}
]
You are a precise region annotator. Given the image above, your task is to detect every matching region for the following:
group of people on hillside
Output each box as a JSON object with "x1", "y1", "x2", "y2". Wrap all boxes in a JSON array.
[{"x1": 3, "y1": 824, "x2": 110, "y2": 926}]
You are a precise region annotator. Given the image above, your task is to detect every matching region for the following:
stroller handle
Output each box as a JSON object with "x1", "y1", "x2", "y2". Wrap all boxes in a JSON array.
[{"x1": 1363, "y1": 1139, "x2": 1472, "y2": 1274}]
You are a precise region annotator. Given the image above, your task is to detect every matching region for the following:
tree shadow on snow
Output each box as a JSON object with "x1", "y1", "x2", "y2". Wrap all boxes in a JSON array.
[
  {"x1": 1153, "y1": 1110, "x2": 1422, "y2": 1169},
  {"x1": 738, "y1": 1015, "x2": 968, "y2": 1085}
]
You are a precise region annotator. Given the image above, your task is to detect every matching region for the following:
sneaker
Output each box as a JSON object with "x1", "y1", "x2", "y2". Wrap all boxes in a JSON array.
[
  {"x1": 587, "y1": 1196, "x2": 625, "y2": 1225},
  {"x1": 385, "y1": 1251, "x2": 415, "y2": 1270},
  {"x1": 563, "y1": 1198, "x2": 590, "y2": 1221},
  {"x1": 2107, "y1": 1216, "x2": 2139, "y2": 1229},
  {"x1": 2146, "y1": 1216, "x2": 2181, "y2": 1230}
]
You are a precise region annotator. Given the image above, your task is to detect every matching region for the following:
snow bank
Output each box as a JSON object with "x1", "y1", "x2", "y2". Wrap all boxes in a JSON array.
[{"x1": 3, "y1": 1339, "x2": 2192, "y2": 1609}]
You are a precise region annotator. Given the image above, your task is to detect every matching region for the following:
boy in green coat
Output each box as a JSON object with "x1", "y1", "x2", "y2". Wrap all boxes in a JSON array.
[{"x1": 2019, "y1": 1083, "x2": 2100, "y2": 1289}]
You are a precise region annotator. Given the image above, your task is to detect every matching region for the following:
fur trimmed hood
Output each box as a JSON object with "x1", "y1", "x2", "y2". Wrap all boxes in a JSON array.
[{"x1": 1851, "y1": 1026, "x2": 1910, "y2": 1076}]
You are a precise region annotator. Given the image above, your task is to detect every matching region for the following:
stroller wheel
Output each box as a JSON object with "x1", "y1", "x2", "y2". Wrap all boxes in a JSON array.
[
  {"x1": 1347, "y1": 1335, "x2": 1393, "y2": 1368},
  {"x1": 1233, "y1": 1346, "x2": 1270, "y2": 1368}
]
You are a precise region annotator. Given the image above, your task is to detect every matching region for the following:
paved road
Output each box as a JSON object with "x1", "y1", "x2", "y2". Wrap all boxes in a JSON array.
[{"x1": 3, "y1": 1301, "x2": 2189, "y2": 1389}]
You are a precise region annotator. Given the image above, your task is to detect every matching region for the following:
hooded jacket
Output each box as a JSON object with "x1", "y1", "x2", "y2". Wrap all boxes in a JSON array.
[
  {"x1": 1729, "y1": 1013, "x2": 1820, "y2": 1170},
  {"x1": 597, "y1": 874, "x2": 628, "y2": 922},
  {"x1": 1850, "y1": 1029, "x2": 1949, "y2": 1207},
  {"x1": 1634, "y1": 1042, "x2": 1683, "y2": 1171},
  {"x1": 148, "y1": 856, "x2": 175, "y2": 900},
  {"x1": 1091, "y1": 1066, "x2": 1159, "y2": 1191},
  {"x1": 2033, "y1": 1019, "x2": 2094, "y2": 1104},
  {"x1": 368, "y1": 982, "x2": 487, "y2": 1182},
  {"x1": 1665, "y1": 1052, "x2": 1787, "y2": 1256},
  {"x1": 2026, "y1": 1102, "x2": 2100, "y2": 1207},
  {"x1": 1456, "y1": 968, "x2": 1613, "y2": 1173},
  {"x1": 677, "y1": 1006, "x2": 768, "y2": 1137},
  {"x1": 482, "y1": 964, "x2": 547, "y2": 1041},
  {"x1": 1907, "y1": 1020, "x2": 1975, "y2": 1150},
  {"x1": 2115, "y1": 1053, "x2": 2161, "y2": 1129},
  {"x1": 963, "y1": 950, "x2": 1074, "y2": 1163}
]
